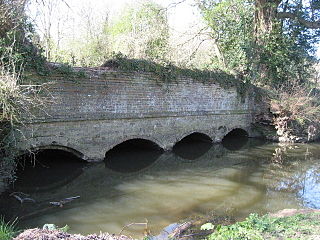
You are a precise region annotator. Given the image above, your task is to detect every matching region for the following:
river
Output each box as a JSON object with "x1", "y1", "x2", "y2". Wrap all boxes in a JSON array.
[{"x1": 2, "y1": 138, "x2": 320, "y2": 238}]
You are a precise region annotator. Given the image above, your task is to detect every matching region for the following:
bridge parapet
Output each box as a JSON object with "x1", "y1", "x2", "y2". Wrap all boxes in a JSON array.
[{"x1": 16, "y1": 69, "x2": 259, "y2": 161}]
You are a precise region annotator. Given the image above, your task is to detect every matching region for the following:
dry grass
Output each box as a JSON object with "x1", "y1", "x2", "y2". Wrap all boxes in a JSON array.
[
  {"x1": 271, "y1": 83, "x2": 320, "y2": 122},
  {"x1": 0, "y1": 63, "x2": 46, "y2": 126},
  {"x1": 270, "y1": 81, "x2": 320, "y2": 142}
]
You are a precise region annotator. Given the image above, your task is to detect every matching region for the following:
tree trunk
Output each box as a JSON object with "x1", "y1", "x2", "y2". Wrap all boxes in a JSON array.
[
  {"x1": 254, "y1": 0, "x2": 280, "y2": 41},
  {"x1": 253, "y1": 0, "x2": 281, "y2": 83}
]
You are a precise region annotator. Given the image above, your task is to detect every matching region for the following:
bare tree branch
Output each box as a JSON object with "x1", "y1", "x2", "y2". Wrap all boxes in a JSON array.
[
  {"x1": 277, "y1": 12, "x2": 320, "y2": 29},
  {"x1": 166, "y1": 0, "x2": 187, "y2": 10}
]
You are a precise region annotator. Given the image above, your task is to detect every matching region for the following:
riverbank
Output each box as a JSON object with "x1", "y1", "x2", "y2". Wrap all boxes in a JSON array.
[
  {"x1": 201, "y1": 209, "x2": 320, "y2": 240},
  {"x1": 10, "y1": 209, "x2": 320, "y2": 240}
]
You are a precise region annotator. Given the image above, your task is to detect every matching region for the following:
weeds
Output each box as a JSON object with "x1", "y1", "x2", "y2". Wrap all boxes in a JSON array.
[
  {"x1": 52, "y1": 63, "x2": 87, "y2": 78},
  {"x1": 103, "y1": 53, "x2": 249, "y2": 98},
  {"x1": 0, "y1": 217, "x2": 17, "y2": 240},
  {"x1": 270, "y1": 80, "x2": 320, "y2": 142},
  {"x1": 203, "y1": 213, "x2": 320, "y2": 240},
  {"x1": 0, "y1": 42, "x2": 47, "y2": 185}
]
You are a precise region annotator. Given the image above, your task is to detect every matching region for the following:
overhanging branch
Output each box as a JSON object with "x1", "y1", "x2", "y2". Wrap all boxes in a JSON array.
[{"x1": 277, "y1": 12, "x2": 320, "y2": 29}]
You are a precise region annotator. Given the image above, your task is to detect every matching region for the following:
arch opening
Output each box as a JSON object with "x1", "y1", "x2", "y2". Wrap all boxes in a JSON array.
[
  {"x1": 104, "y1": 138, "x2": 163, "y2": 173},
  {"x1": 173, "y1": 132, "x2": 212, "y2": 160},
  {"x1": 222, "y1": 128, "x2": 249, "y2": 150},
  {"x1": 14, "y1": 149, "x2": 87, "y2": 192}
]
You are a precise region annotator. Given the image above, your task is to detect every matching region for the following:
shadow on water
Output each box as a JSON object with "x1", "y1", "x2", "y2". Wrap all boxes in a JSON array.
[
  {"x1": 173, "y1": 133, "x2": 212, "y2": 160},
  {"x1": 3, "y1": 141, "x2": 320, "y2": 238},
  {"x1": 104, "y1": 139, "x2": 164, "y2": 173},
  {"x1": 13, "y1": 150, "x2": 87, "y2": 192},
  {"x1": 222, "y1": 128, "x2": 249, "y2": 151}
]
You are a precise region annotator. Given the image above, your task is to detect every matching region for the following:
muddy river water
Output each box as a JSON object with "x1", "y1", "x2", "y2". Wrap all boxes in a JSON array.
[{"x1": 2, "y1": 137, "x2": 320, "y2": 238}]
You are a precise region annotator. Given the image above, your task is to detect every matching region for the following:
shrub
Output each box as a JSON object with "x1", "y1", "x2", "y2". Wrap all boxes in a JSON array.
[{"x1": 270, "y1": 81, "x2": 320, "y2": 142}]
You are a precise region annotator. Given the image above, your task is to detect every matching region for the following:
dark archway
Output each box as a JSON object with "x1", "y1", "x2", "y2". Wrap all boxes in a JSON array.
[
  {"x1": 14, "y1": 149, "x2": 87, "y2": 192},
  {"x1": 173, "y1": 132, "x2": 212, "y2": 160},
  {"x1": 222, "y1": 128, "x2": 249, "y2": 150},
  {"x1": 104, "y1": 139, "x2": 163, "y2": 173}
]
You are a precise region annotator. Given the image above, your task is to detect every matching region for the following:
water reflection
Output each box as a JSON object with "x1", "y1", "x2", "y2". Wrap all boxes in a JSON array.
[
  {"x1": 173, "y1": 133, "x2": 212, "y2": 160},
  {"x1": 267, "y1": 144, "x2": 320, "y2": 208},
  {"x1": 298, "y1": 166, "x2": 320, "y2": 208},
  {"x1": 222, "y1": 128, "x2": 248, "y2": 150},
  {"x1": 14, "y1": 149, "x2": 86, "y2": 192},
  {"x1": 104, "y1": 139, "x2": 163, "y2": 173},
  {"x1": 4, "y1": 141, "x2": 320, "y2": 238}
]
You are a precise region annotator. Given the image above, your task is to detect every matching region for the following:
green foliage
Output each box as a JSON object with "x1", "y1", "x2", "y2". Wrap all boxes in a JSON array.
[
  {"x1": 0, "y1": 217, "x2": 17, "y2": 240},
  {"x1": 108, "y1": 1, "x2": 166, "y2": 36},
  {"x1": 0, "y1": 1, "x2": 47, "y2": 185},
  {"x1": 48, "y1": 1, "x2": 169, "y2": 67},
  {"x1": 0, "y1": 21, "x2": 47, "y2": 74},
  {"x1": 108, "y1": 8, "x2": 135, "y2": 36},
  {"x1": 52, "y1": 63, "x2": 87, "y2": 78},
  {"x1": 52, "y1": 35, "x2": 110, "y2": 67},
  {"x1": 105, "y1": 1, "x2": 169, "y2": 62},
  {"x1": 199, "y1": 0, "x2": 319, "y2": 88},
  {"x1": 252, "y1": 24, "x2": 317, "y2": 88},
  {"x1": 203, "y1": 213, "x2": 320, "y2": 240},
  {"x1": 199, "y1": 0, "x2": 254, "y2": 72},
  {"x1": 142, "y1": 236, "x2": 153, "y2": 240}
]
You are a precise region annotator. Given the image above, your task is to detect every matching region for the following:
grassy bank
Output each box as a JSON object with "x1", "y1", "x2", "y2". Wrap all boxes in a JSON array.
[{"x1": 200, "y1": 211, "x2": 320, "y2": 240}]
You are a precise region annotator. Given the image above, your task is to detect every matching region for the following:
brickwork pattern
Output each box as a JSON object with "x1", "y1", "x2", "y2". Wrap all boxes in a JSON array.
[{"x1": 16, "y1": 69, "x2": 256, "y2": 161}]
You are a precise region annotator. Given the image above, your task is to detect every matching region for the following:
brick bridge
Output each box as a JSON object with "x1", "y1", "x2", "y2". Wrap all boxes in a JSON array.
[{"x1": 16, "y1": 68, "x2": 260, "y2": 162}]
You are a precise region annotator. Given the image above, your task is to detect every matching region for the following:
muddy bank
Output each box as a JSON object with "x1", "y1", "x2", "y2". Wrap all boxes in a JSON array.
[{"x1": 14, "y1": 228, "x2": 131, "y2": 240}]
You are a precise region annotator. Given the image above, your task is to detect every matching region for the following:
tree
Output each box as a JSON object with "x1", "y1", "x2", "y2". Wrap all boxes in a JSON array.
[
  {"x1": 106, "y1": 0, "x2": 169, "y2": 62},
  {"x1": 198, "y1": 0, "x2": 320, "y2": 87},
  {"x1": 0, "y1": 0, "x2": 27, "y2": 38},
  {"x1": 0, "y1": 0, "x2": 46, "y2": 72},
  {"x1": 199, "y1": 0, "x2": 254, "y2": 72},
  {"x1": 253, "y1": 0, "x2": 320, "y2": 86}
]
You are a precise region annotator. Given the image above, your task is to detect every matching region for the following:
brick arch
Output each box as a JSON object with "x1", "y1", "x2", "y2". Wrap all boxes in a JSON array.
[
  {"x1": 104, "y1": 136, "x2": 164, "y2": 173},
  {"x1": 223, "y1": 127, "x2": 249, "y2": 139},
  {"x1": 175, "y1": 130, "x2": 213, "y2": 146},
  {"x1": 105, "y1": 136, "x2": 164, "y2": 154},
  {"x1": 31, "y1": 144, "x2": 87, "y2": 161}
]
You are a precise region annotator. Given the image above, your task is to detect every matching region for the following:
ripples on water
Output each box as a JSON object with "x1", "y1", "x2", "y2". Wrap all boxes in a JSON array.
[{"x1": 2, "y1": 138, "x2": 320, "y2": 238}]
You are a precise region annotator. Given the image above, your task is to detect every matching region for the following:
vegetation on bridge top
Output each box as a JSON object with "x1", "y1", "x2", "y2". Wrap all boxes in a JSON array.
[
  {"x1": 25, "y1": 53, "x2": 250, "y2": 97},
  {"x1": 100, "y1": 53, "x2": 250, "y2": 97}
]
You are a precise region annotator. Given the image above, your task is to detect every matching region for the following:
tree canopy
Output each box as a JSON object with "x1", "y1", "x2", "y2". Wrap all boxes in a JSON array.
[
  {"x1": 199, "y1": 0, "x2": 320, "y2": 87},
  {"x1": 106, "y1": 1, "x2": 169, "y2": 62}
]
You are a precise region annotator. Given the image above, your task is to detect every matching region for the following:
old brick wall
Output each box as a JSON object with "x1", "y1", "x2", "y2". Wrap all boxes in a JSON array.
[{"x1": 16, "y1": 69, "x2": 256, "y2": 161}]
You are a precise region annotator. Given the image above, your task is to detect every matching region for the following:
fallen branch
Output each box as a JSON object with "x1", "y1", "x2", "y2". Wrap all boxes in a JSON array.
[
  {"x1": 119, "y1": 220, "x2": 148, "y2": 235},
  {"x1": 49, "y1": 196, "x2": 80, "y2": 207},
  {"x1": 169, "y1": 222, "x2": 193, "y2": 239},
  {"x1": 10, "y1": 192, "x2": 36, "y2": 204}
]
